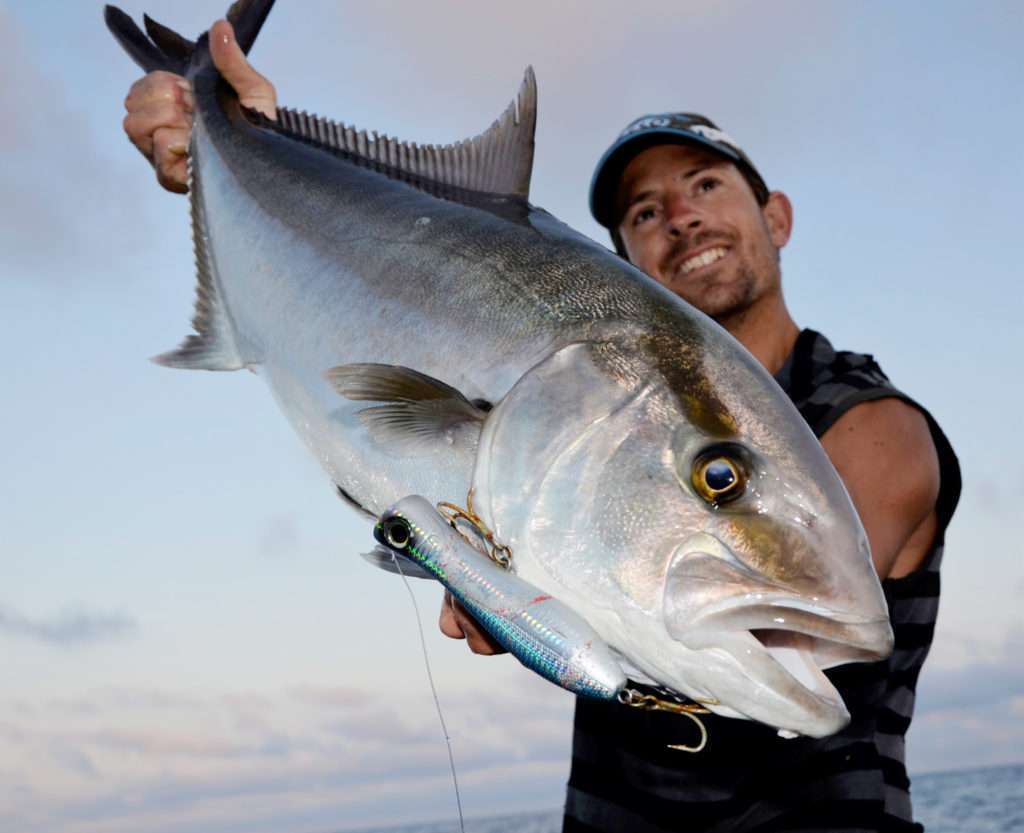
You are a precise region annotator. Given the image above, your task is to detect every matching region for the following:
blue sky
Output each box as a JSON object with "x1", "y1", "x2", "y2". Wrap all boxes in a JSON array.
[{"x1": 2, "y1": 1, "x2": 1022, "y2": 831}]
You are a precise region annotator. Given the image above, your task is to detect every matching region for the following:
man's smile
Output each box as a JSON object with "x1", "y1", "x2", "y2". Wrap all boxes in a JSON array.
[{"x1": 678, "y1": 245, "x2": 729, "y2": 276}]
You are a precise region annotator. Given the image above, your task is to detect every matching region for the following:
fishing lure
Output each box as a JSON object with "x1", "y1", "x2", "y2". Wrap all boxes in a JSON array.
[{"x1": 371, "y1": 495, "x2": 626, "y2": 699}]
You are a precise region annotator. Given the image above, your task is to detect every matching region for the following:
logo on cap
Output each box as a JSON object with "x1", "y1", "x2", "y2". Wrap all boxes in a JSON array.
[
  {"x1": 689, "y1": 124, "x2": 742, "y2": 152},
  {"x1": 620, "y1": 115, "x2": 674, "y2": 137},
  {"x1": 618, "y1": 115, "x2": 744, "y2": 155}
]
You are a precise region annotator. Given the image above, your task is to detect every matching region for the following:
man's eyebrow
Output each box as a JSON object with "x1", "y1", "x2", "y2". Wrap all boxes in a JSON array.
[
  {"x1": 626, "y1": 189, "x2": 656, "y2": 210},
  {"x1": 681, "y1": 163, "x2": 720, "y2": 180}
]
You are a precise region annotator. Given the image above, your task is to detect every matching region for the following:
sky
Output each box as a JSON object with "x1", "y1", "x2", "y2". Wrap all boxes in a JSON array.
[{"x1": 1, "y1": 0, "x2": 1022, "y2": 831}]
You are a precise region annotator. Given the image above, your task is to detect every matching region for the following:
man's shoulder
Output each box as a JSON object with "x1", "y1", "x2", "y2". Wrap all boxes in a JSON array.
[
  {"x1": 785, "y1": 329, "x2": 903, "y2": 436},
  {"x1": 802, "y1": 329, "x2": 893, "y2": 392},
  {"x1": 797, "y1": 328, "x2": 961, "y2": 532}
]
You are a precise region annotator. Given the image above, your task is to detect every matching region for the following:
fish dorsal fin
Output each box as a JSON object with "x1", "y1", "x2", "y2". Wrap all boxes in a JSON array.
[
  {"x1": 325, "y1": 363, "x2": 489, "y2": 453},
  {"x1": 264, "y1": 67, "x2": 537, "y2": 201}
]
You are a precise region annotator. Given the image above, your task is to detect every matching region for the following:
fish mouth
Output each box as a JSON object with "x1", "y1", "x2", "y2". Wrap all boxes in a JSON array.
[{"x1": 663, "y1": 539, "x2": 893, "y2": 736}]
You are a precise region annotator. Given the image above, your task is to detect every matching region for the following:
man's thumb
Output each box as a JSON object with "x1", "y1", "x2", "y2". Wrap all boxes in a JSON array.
[{"x1": 208, "y1": 19, "x2": 277, "y2": 120}]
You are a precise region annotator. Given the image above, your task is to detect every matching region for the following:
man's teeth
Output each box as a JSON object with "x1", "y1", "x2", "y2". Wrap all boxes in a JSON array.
[{"x1": 681, "y1": 247, "x2": 727, "y2": 274}]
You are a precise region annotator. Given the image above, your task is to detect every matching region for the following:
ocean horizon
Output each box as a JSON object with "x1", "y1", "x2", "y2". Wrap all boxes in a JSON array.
[{"x1": 342, "y1": 761, "x2": 1024, "y2": 833}]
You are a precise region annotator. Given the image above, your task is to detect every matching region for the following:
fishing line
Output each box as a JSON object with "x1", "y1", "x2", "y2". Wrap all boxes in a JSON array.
[{"x1": 392, "y1": 554, "x2": 467, "y2": 833}]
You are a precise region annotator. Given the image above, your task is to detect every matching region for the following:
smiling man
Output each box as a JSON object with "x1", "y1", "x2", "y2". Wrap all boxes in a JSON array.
[
  {"x1": 122, "y1": 33, "x2": 961, "y2": 832},
  {"x1": 539, "y1": 113, "x2": 962, "y2": 833}
]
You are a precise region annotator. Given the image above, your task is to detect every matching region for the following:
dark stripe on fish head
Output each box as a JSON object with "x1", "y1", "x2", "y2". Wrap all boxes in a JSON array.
[{"x1": 639, "y1": 331, "x2": 739, "y2": 440}]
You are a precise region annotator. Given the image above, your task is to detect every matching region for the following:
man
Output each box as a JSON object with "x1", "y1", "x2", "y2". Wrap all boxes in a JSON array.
[
  {"x1": 123, "y1": 22, "x2": 960, "y2": 832},
  {"x1": 560, "y1": 115, "x2": 960, "y2": 833}
]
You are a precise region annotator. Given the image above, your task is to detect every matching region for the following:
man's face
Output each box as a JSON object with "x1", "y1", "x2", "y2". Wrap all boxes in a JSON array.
[{"x1": 615, "y1": 144, "x2": 790, "y2": 323}]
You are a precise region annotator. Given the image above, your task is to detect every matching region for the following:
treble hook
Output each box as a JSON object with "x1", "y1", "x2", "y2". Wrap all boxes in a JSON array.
[
  {"x1": 666, "y1": 710, "x2": 708, "y2": 753},
  {"x1": 617, "y1": 688, "x2": 714, "y2": 753}
]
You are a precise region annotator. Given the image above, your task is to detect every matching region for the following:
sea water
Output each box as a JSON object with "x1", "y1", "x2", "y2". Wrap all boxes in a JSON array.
[
  {"x1": 913, "y1": 763, "x2": 1023, "y2": 833},
  {"x1": 348, "y1": 762, "x2": 1024, "y2": 833}
]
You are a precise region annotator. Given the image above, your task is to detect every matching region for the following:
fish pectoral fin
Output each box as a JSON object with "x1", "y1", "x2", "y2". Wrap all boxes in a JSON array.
[
  {"x1": 325, "y1": 363, "x2": 488, "y2": 452},
  {"x1": 361, "y1": 545, "x2": 435, "y2": 580},
  {"x1": 327, "y1": 363, "x2": 473, "y2": 403}
]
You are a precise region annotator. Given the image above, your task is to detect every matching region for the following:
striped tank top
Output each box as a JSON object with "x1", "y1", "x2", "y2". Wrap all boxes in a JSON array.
[{"x1": 564, "y1": 329, "x2": 962, "y2": 833}]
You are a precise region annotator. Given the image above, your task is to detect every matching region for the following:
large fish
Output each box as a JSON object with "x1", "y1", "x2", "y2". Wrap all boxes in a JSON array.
[{"x1": 105, "y1": 0, "x2": 893, "y2": 738}]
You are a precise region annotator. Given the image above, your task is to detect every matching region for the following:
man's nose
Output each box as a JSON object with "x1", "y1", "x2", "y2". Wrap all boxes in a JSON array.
[{"x1": 664, "y1": 193, "x2": 702, "y2": 237}]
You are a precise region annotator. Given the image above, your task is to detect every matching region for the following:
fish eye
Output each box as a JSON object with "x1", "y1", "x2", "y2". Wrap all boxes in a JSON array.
[
  {"x1": 692, "y1": 450, "x2": 746, "y2": 505},
  {"x1": 383, "y1": 517, "x2": 412, "y2": 549}
]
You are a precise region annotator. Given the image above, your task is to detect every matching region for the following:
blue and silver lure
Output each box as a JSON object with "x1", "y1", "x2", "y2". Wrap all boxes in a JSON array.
[{"x1": 371, "y1": 495, "x2": 626, "y2": 699}]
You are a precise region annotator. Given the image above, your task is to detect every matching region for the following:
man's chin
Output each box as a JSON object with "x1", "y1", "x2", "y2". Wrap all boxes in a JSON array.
[{"x1": 675, "y1": 284, "x2": 755, "y2": 322}]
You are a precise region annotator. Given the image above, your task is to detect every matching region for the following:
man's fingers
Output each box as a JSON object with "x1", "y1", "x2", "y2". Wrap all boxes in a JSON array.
[
  {"x1": 121, "y1": 20, "x2": 275, "y2": 197},
  {"x1": 439, "y1": 591, "x2": 467, "y2": 639},
  {"x1": 124, "y1": 71, "x2": 190, "y2": 113},
  {"x1": 123, "y1": 96, "x2": 193, "y2": 160},
  {"x1": 209, "y1": 19, "x2": 277, "y2": 120},
  {"x1": 152, "y1": 126, "x2": 190, "y2": 193},
  {"x1": 123, "y1": 72, "x2": 193, "y2": 190},
  {"x1": 439, "y1": 592, "x2": 506, "y2": 656}
]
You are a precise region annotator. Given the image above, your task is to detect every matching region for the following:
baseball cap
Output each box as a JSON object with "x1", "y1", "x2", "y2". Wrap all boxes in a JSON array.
[{"x1": 589, "y1": 112, "x2": 769, "y2": 230}]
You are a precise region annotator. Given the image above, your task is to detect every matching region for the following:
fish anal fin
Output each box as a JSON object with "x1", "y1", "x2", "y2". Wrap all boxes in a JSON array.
[
  {"x1": 154, "y1": 155, "x2": 245, "y2": 372},
  {"x1": 267, "y1": 67, "x2": 537, "y2": 202}
]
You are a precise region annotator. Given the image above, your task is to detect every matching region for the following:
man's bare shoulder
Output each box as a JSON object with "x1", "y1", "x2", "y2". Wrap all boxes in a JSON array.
[{"x1": 821, "y1": 397, "x2": 940, "y2": 578}]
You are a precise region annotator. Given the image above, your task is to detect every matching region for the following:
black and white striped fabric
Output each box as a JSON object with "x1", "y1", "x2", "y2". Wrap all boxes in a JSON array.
[{"x1": 563, "y1": 329, "x2": 961, "y2": 833}]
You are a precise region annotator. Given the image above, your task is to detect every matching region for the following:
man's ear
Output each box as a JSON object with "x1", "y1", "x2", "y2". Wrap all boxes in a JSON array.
[{"x1": 762, "y1": 191, "x2": 793, "y2": 250}]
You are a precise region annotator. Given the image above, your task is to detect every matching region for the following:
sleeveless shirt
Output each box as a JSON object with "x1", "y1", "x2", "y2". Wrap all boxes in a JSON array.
[{"x1": 564, "y1": 329, "x2": 962, "y2": 833}]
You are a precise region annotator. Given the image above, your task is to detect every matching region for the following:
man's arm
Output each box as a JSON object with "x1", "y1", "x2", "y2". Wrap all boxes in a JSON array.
[
  {"x1": 821, "y1": 398, "x2": 941, "y2": 580},
  {"x1": 122, "y1": 19, "x2": 277, "y2": 193}
]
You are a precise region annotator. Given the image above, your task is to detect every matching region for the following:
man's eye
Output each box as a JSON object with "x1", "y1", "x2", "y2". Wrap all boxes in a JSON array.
[
  {"x1": 633, "y1": 207, "x2": 657, "y2": 226},
  {"x1": 698, "y1": 177, "x2": 720, "y2": 193}
]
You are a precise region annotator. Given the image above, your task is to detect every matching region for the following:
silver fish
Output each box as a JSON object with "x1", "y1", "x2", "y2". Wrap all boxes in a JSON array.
[{"x1": 106, "y1": 0, "x2": 893, "y2": 737}]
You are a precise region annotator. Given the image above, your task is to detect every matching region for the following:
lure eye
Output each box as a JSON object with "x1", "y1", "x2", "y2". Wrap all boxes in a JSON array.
[
  {"x1": 692, "y1": 453, "x2": 746, "y2": 505},
  {"x1": 383, "y1": 517, "x2": 412, "y2": 550}
]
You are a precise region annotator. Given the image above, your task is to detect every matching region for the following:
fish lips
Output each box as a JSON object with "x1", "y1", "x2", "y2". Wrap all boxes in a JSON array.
[{"x1": 663, "y1": 536, "x2": 894, "y2": 737}]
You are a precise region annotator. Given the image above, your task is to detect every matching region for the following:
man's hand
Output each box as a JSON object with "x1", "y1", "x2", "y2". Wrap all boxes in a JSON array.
[
  {"x1": 122, "y1": 19, "x2": 277, "y2": 193},
  {"x1": 439, "y1": 591, "x2": 507, "y2": 655}
]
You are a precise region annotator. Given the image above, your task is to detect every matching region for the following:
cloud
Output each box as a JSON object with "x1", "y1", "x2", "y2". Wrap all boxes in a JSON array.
[
  {"x1": 0, "y1": 677, "x2": 571, "y2": 833},
  {"x1": 906, "y1": 624, "x2": 1024, "y2": 773},
  {"x1": 917, "y1": 624, "x2": 1024, "y2": 714},
  {"x1": 917, "y1": 662, "x2": 1024, "y2": 714},
  {"x1": 4, "y1": 622, "x2": 1019, "y2": 831},
  {"x1": 0, "y1": 8, "x2": 157, "y2": 284},
  {"x1": 0, "y1": 604, "x2": 136, "y2": 647}
]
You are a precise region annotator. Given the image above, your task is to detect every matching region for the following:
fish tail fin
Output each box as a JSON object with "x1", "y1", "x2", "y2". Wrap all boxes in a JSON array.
[
  {"x1": 103, "y1": 6, "x2": 194, "y2": 76},
  {"x1": 104, "y1": 1, "x2": 275, "y2": 77}
]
